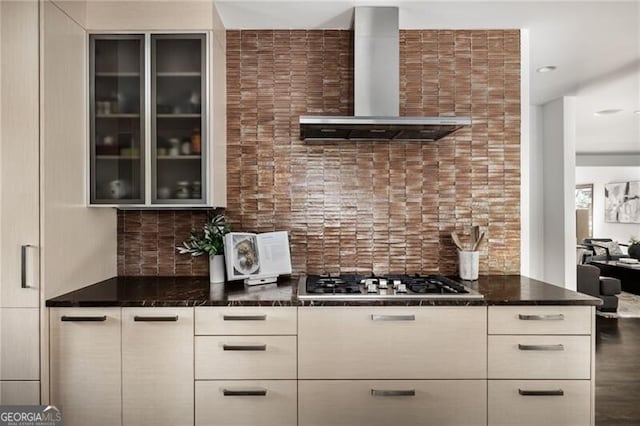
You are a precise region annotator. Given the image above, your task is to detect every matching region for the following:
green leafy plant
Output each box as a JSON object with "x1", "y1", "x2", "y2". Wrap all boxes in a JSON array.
[{"x1": 177, "y1": 214, "x2": 229, "y2": 257}]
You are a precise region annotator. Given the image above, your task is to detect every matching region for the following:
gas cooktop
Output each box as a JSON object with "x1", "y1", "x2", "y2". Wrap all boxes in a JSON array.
[{"x1": 298, "y1": 274, "x2": 483, "y2": 301}]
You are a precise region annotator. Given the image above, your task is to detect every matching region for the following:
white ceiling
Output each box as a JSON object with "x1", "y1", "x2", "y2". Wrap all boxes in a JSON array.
[{"x1": 215, "y1": 0, "x2": 640, "y2": 153}]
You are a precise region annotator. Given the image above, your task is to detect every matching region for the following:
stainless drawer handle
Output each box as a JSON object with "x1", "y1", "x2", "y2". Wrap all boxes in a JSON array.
[
  {"x1": 519, "y1": 389, "x2": 564, "y2": 396},
  {"x1": 518, "y1": 344, "x2": 565, "y2": 351},
  {"x1": 21, "y1": 244, "x2": 33, "y2": 288},
  {"x1": 371, "y1": 314, "x2": 415, "y2": 321},
  {"x1": 223, "y1": 388, "x2": 267, "y2": 396},
  {"x1": 371, "y1": 389, "x2": 416, "y2": 397},
  {"x1": 223, "y1": 344, "x2": 267, "y2": 351},
  {"x1": 518, "y1": 314, "x2": 564, "y2": 321},
  {"x1": 133, "y1": 315, "x2": 178, "y2": 322},
  {"x1": 223, "y1": 315, "x2": 267, "y2": 321},
  {"x1": 61, "y1": 315, "x2": 107, "y2": 322}
]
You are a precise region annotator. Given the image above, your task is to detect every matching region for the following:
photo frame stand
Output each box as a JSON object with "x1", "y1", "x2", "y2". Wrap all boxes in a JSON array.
[{"x1": 244, "y1": 275, "x2": 278, "y2": 286}]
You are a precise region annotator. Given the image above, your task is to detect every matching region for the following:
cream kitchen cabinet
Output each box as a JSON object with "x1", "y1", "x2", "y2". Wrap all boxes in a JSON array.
[
  {"x1": 195, "y1": 306, "x2": 297, "y2": 335},
  {"x1": 122, "y1": 307, "x2": 194, "y2": 426},
  {"x1": 0, "y1": 0, "x2": 40, "y2": 404},
  {"x1": 488, "y1": 380, "x2": 591, "y2": 426},
  {"x1": 299, "y1": 380, "x2": 486, "y2": 426},
  {"x1": 298, "y1": 306, "x2": 488, "y2": 426},
  {"x1": 194, "y1": 306, "x2": 297, "y2": 426},
  {"x1": 50, "y1": 307, "x2": 194, "y2": 426},
  {"x1": 298, "y1": 306, "x2": 487, "y2": 379},
  {"x1": 49, "y1": 308, "x2": 122, "y2": 426},
  {"x1": 196, "y1": 380, "x2": 297, "y2": 426},
  {"x1": 487, "y1": 306, "x2": 595, "y2": 426}
]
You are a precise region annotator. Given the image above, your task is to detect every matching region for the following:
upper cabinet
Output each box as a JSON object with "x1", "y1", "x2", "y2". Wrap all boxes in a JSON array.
[{"x1": 89, "y1": 32, "x2": 224, "y2": 208}]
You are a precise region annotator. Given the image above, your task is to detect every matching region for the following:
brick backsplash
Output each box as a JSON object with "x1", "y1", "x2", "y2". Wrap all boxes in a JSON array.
[
  {"x1": 117, "y1": 29, "x2": 521, "y2": 277},
  {"x1": 117, "y1": 210, "x2": 210, "y2": 276}
]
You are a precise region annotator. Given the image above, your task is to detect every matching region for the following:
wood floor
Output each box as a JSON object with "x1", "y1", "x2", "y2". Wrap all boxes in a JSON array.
[{"x1": 596, "y1": 317, "x2": 640, "y2": 425}]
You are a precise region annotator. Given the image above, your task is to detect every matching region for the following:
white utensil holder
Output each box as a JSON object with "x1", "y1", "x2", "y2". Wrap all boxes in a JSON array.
[{"x1": 458, "y1": 250, "x2": 479, "y2": 281}]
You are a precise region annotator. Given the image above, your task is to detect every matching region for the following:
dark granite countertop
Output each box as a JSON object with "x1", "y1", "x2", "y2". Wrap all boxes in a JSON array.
[{"x1": 46, "y1": 275, "x2": 601, "y2": 307}]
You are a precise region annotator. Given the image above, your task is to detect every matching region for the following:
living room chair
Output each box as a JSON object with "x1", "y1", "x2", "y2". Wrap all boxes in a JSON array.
[{"x1": 577, "y1": 264, "x2": 621, "y2": 312}]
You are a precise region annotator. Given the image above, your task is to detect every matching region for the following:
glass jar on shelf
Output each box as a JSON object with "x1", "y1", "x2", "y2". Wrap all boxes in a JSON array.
[
  {"x1": 175, "y1": 181, "x2": 190, "y2": 199},
  {"x1": 191, "y1": 128, "x2": 201, "y2": 154}
]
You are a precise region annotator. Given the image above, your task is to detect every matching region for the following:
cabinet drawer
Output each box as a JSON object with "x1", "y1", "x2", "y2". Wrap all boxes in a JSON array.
[
  {"x1": 299, "y1": 380, "x2": 486, "y2": 426},
  {"x1": 298, "y1": 307, "x2": 486, "y2": 379},
  {"x1": 488, "y1": 335, "x2": 591, "y2": 379},
  {"x1": 196, "y1": 380, "x2": 296, "y2": 426},
  {"x1": 195, "y1": 336, "x2": 296, "y2": 379},
  {"x1": 195, "y1": 307, "x2": 296, "y2": 335},
  {"x1": 0, "y1": 381, "x2": 40, "y2": 405},
  {"x1": 488, "y1": 380, "x2": 591, "y2": 426},
  {"x1": 488, "y1": 306, "x2": 591, "y2": 335},
  {"x1": 1, "y1": 308, "x2": 39, "y2": 380}
]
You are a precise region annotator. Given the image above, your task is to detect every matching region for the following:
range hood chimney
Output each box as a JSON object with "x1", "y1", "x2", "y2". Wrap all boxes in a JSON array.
[{"x1": 299, "y1": 7, "x2": 471, "y2": 141}]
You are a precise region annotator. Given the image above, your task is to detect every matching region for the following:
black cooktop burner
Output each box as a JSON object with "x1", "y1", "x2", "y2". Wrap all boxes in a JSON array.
[
  {"x1": 307, "y1": 274, "x2": 361, "y2": 294},
  {"x1": 407, "y1": 275, "x2": 470, "y2": 294},
  {"x1": 305, "y1": 274, "x2": 471, "y2": 296}
]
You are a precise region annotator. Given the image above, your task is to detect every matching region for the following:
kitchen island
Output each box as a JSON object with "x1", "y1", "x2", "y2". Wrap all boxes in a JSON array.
[{"x1": 47, "y1": 275, "x2": 600, "y2": 426}]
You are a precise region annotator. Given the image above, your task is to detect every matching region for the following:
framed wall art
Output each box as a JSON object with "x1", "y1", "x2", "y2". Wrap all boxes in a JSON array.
[{"x1": 605, "y1": 181, "x2": 640, "y2": 224}]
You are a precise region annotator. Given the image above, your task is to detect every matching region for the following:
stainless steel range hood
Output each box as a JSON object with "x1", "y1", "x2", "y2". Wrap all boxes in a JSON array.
[{"x1": 299, "y1": 7, "x2": 471, "y2": 142}]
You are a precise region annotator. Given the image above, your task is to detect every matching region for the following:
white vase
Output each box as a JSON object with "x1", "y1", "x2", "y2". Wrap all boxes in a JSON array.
[{"x1": 209, "y1": 254, "x2": 225, "y2": 284}]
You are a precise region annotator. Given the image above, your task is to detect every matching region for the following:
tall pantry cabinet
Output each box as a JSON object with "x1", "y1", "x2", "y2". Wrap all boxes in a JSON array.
[
  {"x1": 1, "y1": 0, "x2": 118, "y2": 404},
  {"x1": 0, "y1": 0, "x2": 41, "y2": 404}
]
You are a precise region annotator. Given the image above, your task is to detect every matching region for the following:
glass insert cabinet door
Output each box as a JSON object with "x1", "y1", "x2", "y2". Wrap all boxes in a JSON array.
[
  {"x1": 89, "y1": 33, "x2": 208, "y2": 206},
  {"x1": 151, "y1": 34, "x2": 206, "y2": 205},
  {"x1": 90, "y1": 34, "x2": 145, "y2": 204}
]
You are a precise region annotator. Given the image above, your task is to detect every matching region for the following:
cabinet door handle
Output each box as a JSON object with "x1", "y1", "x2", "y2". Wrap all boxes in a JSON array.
[
  {"x1": 133, "y1": 315, "x2": 178, "y2": 322},
  {"x1": 371, "y1": 314, "x2": 415, "y2": 321},
  {"x1": 223, "y1": 314, "x2": 267, "y2": 321},
  {"x1": 371, "y1": 389, "x2": 416, "y2": 397},
  {"x1": 223, "y1": 388, "x2": 267, "y2": 396},
  {"x1": 21, "y1": 244, "x2": 33, "y2": 288},
  {"x1": 518, "y1": 314, "x2": 564, "y2": 321},
  {"x1": 222, "y1": 344, "x2": 267, "y2": 351},
  {"x1": 61, "y1": 315, "x2": 107, "y2": 322},
  {"x1": 518, "y1": 389, "x2": 564, "y2": 396},
  {"x1": 518, "y1": 344, "x2": 565, "y2": 351}
]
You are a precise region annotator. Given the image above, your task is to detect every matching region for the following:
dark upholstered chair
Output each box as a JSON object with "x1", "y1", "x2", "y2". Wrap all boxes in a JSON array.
[
  {"x1": 577, "y1": 264, "x2": 621, "y2": 312},
  {"x1": 582, "y1": 238, "x2": 630, "y2": 262}
]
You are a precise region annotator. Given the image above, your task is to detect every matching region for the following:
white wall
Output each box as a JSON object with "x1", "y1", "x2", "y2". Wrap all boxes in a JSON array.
[
  {"x1": 520, "y1": 28, "x2": 531, "y2": 278},
  {"x1": 576, "y1": 166, "x2": 640, "y2": 244},
  {"x1": 527, "y1": 105, "x2": 545, "y2": 280},
  {"x1": 541, "y1": 97, "x2": 577, "y2": 290}
]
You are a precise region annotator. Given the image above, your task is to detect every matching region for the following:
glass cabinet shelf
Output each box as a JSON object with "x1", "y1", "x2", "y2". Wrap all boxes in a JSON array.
[
  {"x1": 156, "y1": 72, "x2": 201, "y2": 77},
  {"x1": 89, "y1": 32, "x2": 208, "y2": 207},
  {"x1": 95, "y1": 72, "x2": 141, "y2": 77}
]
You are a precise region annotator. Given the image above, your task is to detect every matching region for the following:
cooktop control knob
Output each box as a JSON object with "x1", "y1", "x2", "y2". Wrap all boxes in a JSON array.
[
  {"x1": 378, "y1": 279, "x2": 388, "y2": 289},
  {"x1": 367, "y1": 283, "x2": 378, "y2": 293},
  {"x1": 396, "y1": 283, "x2": 407, "y2": 293},
  {"x1": 392, "y1": 279, "x2": 402, "y2": 289}
]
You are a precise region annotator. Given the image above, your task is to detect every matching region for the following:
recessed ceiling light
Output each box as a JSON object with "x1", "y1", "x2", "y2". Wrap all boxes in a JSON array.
[
  {"x1": 536, "y1": 66, "x2": 557, "y2": 73},
  {"x1": 634, "y1": 110, "x2": 640, "y2": 115},
  {"x1": 594, "y1": 109, "x2": 623, "y2": 116}
]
